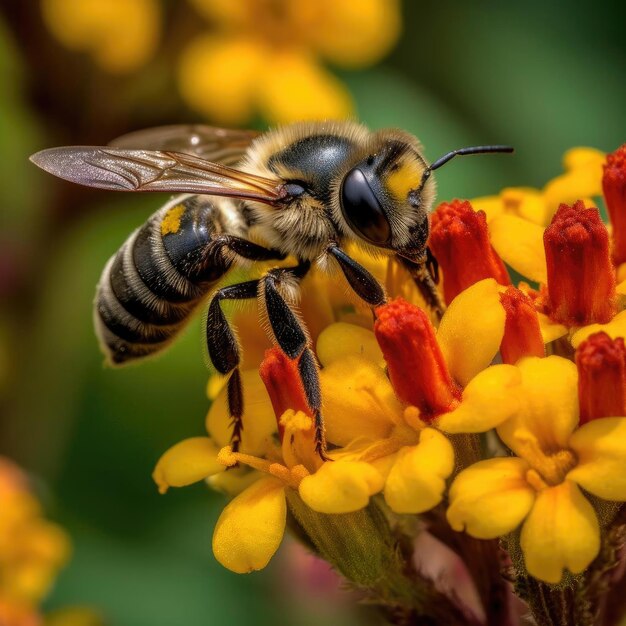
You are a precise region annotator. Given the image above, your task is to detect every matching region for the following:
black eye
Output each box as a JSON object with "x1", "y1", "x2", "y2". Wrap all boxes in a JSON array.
[{"x1": 340, "y1": 168, "x2": 391, "y2": 245}]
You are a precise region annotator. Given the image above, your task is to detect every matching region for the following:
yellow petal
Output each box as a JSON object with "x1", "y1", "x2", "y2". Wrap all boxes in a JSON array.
[
  {"x1": 497, "y1": 356, "x2": 579, "y2": 457},
  {"x1": 206, "y1": 369, "x2": 277, "y2": 455},
  {"x1": 257, "y1": 51, "x2": 352, "y2": 124},
  {"x1": 319, "y1": 356, "x2": 401, "y2": 446},
  {"x1": 520, "y1": 481, "x2": 599, "y2": 583},
  {"x1": 489, "y1": 214, "x2": 547, "y2": 283},
  {"x1": 178, "y1": 35, "x2": 266, "y2": 125},
  {"x1": 447, "y1": 457, "x2": 534, "y2": 538},
  {"x1": 617, "y1": 276, "x2": 626, "y2": 295},
  {"x1": 471, "y1": 194, "x2": 504, "y2": 222},
  {"x1": 298, "y1": 461, "x2": 384, "y2": 513},
  {"x1": 437, "y1": 279, "x2": 506, "y2": 387},
  {"x1": 537, "y1": 312, "x2": 568, "y2": 344},
  {"x1": 316, "y1": 323, "x2": 383, "y2": 367},
  {"x1": 542, "y1": 147, "x2": 605, "y2": 211},
  {"x1": 568, "y1": 417, "x2": 626, "y2": 500},
  {"x1": 570, "y1": 310, "x2": 626, "y2": 349},
  {"x1": 212, "y1": 477, "x2": 286, "y2": 573},
  {"x1": 384, "y1": 428, "x2": 454, "y2": 514},
  {"x1": 310, "y1": 0, "x2": 401, "y2": 67},
  {"x1": 153, "y1": 437, "x2": 223, "y2": 494},
  {"x1": 437, "y1": 365, "x2": 521, "y2": 434}
]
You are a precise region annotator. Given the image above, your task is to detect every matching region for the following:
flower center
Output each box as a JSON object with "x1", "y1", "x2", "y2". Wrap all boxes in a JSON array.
[
  {"x1": 543, "y1": 200, "x2": 616, "y2": 326},
  {"x1": 516, "y1": 436, "x2": 577, "y2": 488},
  {"x1": 429, "y1": 199, "x2": 510, "y2": 304}
]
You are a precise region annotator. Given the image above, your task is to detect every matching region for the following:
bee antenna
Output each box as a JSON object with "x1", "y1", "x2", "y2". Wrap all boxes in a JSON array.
[{"x1": 419, "y1": 144, "x2": 514, "y2": 189}]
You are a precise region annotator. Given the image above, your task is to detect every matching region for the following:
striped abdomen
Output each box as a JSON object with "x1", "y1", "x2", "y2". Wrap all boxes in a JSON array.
[{"x1": 95, "y1": 195, "x2": 239, "y2": 365}]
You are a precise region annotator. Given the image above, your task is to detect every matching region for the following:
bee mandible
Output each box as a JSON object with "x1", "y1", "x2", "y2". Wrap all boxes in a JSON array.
[{"x1": 31, "y1": 121, "x2": 513, "y2": 458}]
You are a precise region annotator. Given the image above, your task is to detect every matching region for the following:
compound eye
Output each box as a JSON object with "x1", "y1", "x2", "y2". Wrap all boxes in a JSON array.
[{"x1": 340, "y1": 168, "x2": 391, "y2": 245}]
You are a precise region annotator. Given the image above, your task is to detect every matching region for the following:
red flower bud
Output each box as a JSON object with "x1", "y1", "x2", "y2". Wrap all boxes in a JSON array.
[
  {"x1": 499, "y1": 287, "x2": 545, "y2": 364},
  {"x1": 543, "y1": 201, "x2": 616, "y2": 326},
  {"x1": 429, "y1": 200, "x2": 510, "y2": 304},
  {"x1": 374, "y1": 298, "x2": 461, "y2": 420},
  {"x1": 576, "y1": 332, "x2": 626, "y2": 425},
  {"x1": 603, "y1": 145, "x2": 626, "y2": 265}
]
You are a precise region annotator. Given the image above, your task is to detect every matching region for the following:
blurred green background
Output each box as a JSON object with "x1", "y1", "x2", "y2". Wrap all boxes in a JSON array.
[{"x1": 0, "y1": 1, "x2": 625, "y2": 624}]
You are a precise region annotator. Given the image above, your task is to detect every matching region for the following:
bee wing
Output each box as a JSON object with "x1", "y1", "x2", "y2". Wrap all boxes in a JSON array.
[
  {"x1": 108, "y1": 125, "x2": 259, "y2": 165},
  {"x1": 30, "y1": 147, "x2": 286, "y2": 205}
]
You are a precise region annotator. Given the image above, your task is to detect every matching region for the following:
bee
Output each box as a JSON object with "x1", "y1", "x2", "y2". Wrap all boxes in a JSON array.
[{"x1": 30, "y1": 121, "x2": 512, "y2": 457}]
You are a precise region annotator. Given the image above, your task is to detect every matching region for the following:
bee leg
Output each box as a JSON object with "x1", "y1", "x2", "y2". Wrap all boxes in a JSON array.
[
  {"x1": 206, "y1": 279, "x2": 260, "y2": 452},
  {"x1": 397, "y1": 254, "x2": 446, "y2": 320},
  {"x1": 327, "y1": 244, "x2": 386, "y2": 306},
  {"x1": 262, "y1": 263, "x2": 330, "y2": 460}
]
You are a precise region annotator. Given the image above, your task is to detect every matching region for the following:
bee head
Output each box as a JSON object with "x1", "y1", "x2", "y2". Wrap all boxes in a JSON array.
[{"x1": 339, "y1": 137, "x2": 434, "y2": 254}]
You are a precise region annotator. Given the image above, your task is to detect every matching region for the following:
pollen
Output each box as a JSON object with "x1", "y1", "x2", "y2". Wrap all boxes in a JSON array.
[
  {"x1": 499, "y1": 287, "x2": 545, "y2": 365},
  {"x1": 543, "y1": 201, "x2": 616, "y2": 326},
  {"x1": 603, "y1": 144, "x2": 626, "y2": 265},
  {"x1": 429, "y1": 199, "x2": 510, "y2": 304},
  {"x1": 160, "y1": 204, "x2": 185, "y2": 236},
  {"x1": 576, "y1": 331, "x2": 626, "y2": 425},
  {"x1": 374, "y1": 298, "x2": 461, "y2": 420}
]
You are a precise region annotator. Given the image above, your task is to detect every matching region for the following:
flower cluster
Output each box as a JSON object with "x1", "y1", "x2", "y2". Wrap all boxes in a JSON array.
[
  {"x1": 40, "y1": 0, "x2": 401, "y2": 125},
  {"x1": 155, "y1": 143, "x2": 626, "y2": 624}
]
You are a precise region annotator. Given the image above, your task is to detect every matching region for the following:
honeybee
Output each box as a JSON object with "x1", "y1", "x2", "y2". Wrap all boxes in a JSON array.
[{"x1": 31, "y1": 121, "x2": 512, "y2": 457}]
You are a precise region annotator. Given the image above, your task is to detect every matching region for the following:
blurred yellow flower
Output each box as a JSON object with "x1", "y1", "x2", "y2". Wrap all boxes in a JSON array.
[
  {"x1": 40, "y1": 0, "x2": 161, "y2": 74},
  {"x1": 0, "y1": 457, "x2": 70, "y2": 622},
  {"x1": 180, "y1": 0, "x2": 401, "y2": 124}
]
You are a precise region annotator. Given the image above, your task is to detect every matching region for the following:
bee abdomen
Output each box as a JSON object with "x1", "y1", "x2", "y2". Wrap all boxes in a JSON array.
[{"x1": 95, "y1": 196, "x2": 237, "y2": 365}]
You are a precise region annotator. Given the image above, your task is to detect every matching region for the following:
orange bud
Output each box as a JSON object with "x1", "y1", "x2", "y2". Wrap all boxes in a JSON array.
[
  {"x1": 603, "y1": 145, "x2": 626, "y2": 265},
  {"x1": 576, "y1": 332, "x2": 626, "y2": 425},
  {"x1": 374, "y1": 298, "x2": 461, "y2": 420},
  {"x1": 499, "y1": 287, "x2": 545, "y2": 364},
  {"x1": 543, "y1": 201, "x2": 616, "y2": 326},
  {"x1": 429, "y1": 199, "x2": 510, "y2": 304}
]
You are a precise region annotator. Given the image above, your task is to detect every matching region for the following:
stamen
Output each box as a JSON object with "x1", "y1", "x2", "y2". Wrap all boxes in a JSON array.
[
  {"x1": 429, "y1": 199, "x2": 510, "y2": 304},
  {"x1": 576, "y1": 331, "x2": 626, "y2": 425},
  {"x1": 603, "y1": 145, "x2": 626, "y2": 265},
  {"x1": 514, "y1": 437, "x2": 576, "y2": 486},
  {"x1": 499, "y1": 287, "x2": 545, "y2": 364},
  {"x1": 374, "y1": 298, "x2": 461, "y2": 420},
  {"x1": 217, "y1": 446, "x2": 274, "y2": 475},
  {"x1": 543, "y1": 201, "x2": 616, "y2": 326}
]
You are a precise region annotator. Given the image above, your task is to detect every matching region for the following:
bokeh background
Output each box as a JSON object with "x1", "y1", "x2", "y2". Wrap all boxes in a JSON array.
[{"x1": 0, "y1": 1, "x2": 625, "y2": 624}]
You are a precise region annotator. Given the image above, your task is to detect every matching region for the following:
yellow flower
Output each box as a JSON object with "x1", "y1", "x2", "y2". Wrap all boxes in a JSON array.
[
  {"x1": 0, "y1": 457, "x2": 70, "y2": 616},
  {"x1": 447, "y1": 354, "x2": 626, "y2": 584},
  {"x1": 301, "y1": 279, "x2": 521, "y2": 516},
  {"x1": 40, "y1": 0, "x2": 161, "y2": 73},
  {"x1": 154, "y1": 347, "x2": 381, "y2": 573},
  {"x1": 179, "y1": 0, "x2": 401, "y2": 124}
]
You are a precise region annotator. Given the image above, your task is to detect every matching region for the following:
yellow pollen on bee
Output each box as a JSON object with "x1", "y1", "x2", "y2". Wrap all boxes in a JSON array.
[
  {"x1": 385, "y1": 158, "x2": 424, "y2": 201},
  {"x1": 160, "y1": 204, "x2": 186, "y2": 236}
]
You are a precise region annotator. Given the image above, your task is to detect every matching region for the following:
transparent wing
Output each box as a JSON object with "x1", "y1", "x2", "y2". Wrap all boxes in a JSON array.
[
  {"x1": 108, "y1": 125, "x2": 259, "y2": 165},
  {"x1": 30, "y1": 147, "x2": 285, "y2": 205}
]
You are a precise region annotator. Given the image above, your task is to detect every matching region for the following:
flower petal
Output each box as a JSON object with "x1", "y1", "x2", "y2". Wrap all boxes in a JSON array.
[
  {"x1": 319, "y1": 356, "x2": 401, "y2": 446},
  {"x1": 520, "y1": 481, "x2": 600, "y2": 583},
  {"x1": 497, "y1": 356, "x2": 579, "y2": 457},
  {"x1": 568, "y1": 417, "x2": 626, "y2": 500},
  {"x1": 570, "y1": 310, "x2": 626, "y2": 349},
  {"x1": 316, "y1": 323, "x2": 383, "y2": 367},
  {"x1": 437, "y1": 365, "x2": 521, "y2": 433},
  {"x1": 447, "y1": 457, "x2": 535, "y2": 538},
  {"x1": 489, "y1": 214, "x2": 547, "y2": 283},
  {"x1": 299, "y1": 461, "x2": 384, "y2": 513},
  {"x1": 153, "y1": 437, "x2": 223, "y2": 494},
  {"x1": 437, "y1": 278, "x2": 506, "y2": 386},
  {"x1": 536, "y1": 312, "x2": 568, "y2": 344},
  {"x1": 212, "y1": 477, "x2": 286, "y2": 573},
  {"x1": 384, "y1": 428, "x2": 454, "y2": 514}
]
